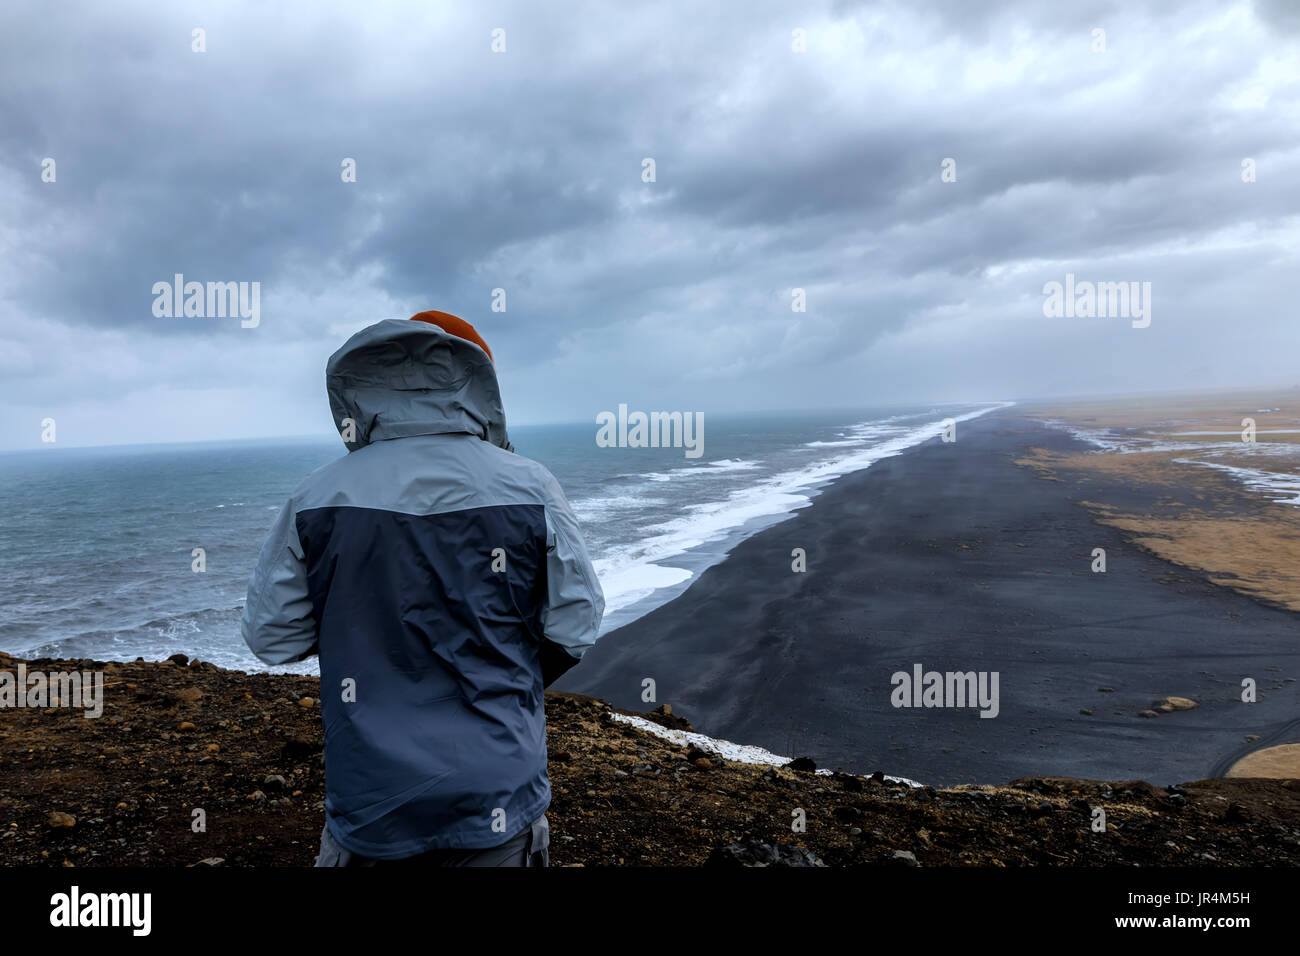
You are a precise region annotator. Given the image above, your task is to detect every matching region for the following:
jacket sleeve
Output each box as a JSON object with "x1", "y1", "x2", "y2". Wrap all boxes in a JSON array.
[
  {"x1": 538, "y1": 470, "x2": 605, "y2": 687},
  {"x1": 240, "y1": 498, "x2": 319, "y2": 665}
]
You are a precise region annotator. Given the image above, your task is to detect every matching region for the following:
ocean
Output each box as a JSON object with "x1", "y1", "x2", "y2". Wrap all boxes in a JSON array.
[{"x1": 0, "y1": 403, "x2": 1004, "y2": 672}]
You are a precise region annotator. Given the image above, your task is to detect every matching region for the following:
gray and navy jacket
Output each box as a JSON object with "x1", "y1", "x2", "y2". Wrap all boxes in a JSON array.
[{"x1": 240, "y1": 318, "x2": 604, "y2": 859}]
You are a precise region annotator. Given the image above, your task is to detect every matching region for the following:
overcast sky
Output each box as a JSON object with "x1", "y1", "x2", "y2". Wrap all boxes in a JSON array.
[{"x1": 1, "y1": 0, "x2": 1298, "y2": 449}]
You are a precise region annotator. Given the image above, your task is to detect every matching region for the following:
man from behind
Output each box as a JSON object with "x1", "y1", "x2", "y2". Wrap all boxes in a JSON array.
[{"x1": 240, "y1": 310, "x2": 605, "y2": 866}]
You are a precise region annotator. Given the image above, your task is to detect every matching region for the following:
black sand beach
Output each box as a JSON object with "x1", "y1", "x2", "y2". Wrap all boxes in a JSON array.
[{"x1": 558, "y1": 410, "x2": 1300, "y2": 787}]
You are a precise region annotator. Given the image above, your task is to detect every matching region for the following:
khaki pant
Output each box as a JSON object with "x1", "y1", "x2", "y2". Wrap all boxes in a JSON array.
[{"x1": 314, "y1": 815, "x2": 549, "y2": 867}]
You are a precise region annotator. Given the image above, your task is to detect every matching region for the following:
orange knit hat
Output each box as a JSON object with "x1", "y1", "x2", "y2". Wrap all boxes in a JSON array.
[{"x1": 408, "y1": 310, "x2": 493, "y2": 363}]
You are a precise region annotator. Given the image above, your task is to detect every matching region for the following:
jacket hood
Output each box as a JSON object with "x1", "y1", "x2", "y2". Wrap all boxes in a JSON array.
[{"x1": 326, "y1": 318, "x2": 512, "y2": 453}]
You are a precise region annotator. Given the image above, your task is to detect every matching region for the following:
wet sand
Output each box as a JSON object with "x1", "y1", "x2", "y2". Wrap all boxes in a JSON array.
[{"x1": 557, "y1": 410, "x2": 1300, "y2": 787}]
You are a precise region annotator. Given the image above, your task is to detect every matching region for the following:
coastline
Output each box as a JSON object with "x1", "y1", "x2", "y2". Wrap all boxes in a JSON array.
[
  {"x1": 557, "y1": 409, "x2": 1300, "y2": 787},
  {"x1": 2, "y1": 406, "x2": 1008, "y2": 669},
  {"x1": 594, "y1": 401, "x2": 1012, "y2": 634}
]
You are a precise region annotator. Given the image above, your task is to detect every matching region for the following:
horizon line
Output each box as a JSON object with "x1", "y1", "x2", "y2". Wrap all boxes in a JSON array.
[
  {"x1": 0, "y1": 399, "x2": 1010, "y2": 454},
  {"x1": 2, "y1": 381, "x2": 1297, "y2": 453}
]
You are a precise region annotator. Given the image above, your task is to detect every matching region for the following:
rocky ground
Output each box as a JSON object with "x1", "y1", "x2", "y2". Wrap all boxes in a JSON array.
[{"x1": 2, "y1": 652, "x2": 1298, "y2": 867}]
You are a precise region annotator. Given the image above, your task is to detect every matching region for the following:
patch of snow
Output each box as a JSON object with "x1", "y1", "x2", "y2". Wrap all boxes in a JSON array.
[
  {"x1": 609, "y1": 712, "x2": 924, "y2": 788},
  {"x1": 1172, "y1": 457, "x2": 1300, "y2": 506}
]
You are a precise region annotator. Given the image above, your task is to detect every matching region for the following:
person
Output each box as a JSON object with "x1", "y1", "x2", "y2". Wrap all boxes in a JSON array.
[{"x1": 240, "y1": 310, "x2": 605, "y2": 867}]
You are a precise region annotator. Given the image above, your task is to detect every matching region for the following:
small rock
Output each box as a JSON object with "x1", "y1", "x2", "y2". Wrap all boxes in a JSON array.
[
  {"x1": 612, "y1": 769, "x2": 629, "y2": 778},
  {"x1": 1155, "y1": 696, "x2": 1198, "y2": 711},
  {"x1": 836, "y1": 772, "x2": 864, "y2": 793},
  {"x1": 647, "y1": 704, "x2": 693, "y2": 731},
  {"x1": 788, "y1": 756, "x2": 817, "y2": 772},
  {"x1": 167, "y1": 653, "x2": 189, "y2": 666},
  {"x1": 298, "y1": 697, "x2": 315, "y2": 708},
  {"x1": 263, "y1": 774, "x2": 288, "y2": 791},
  {"x1": 177, "y1": 721, "x2": 196, "y2": 731},
  {"x1": 247, "y1": 790, "x2": 267, "y2": 803},
  {"x1": 1079, "y1": 708, "x2": 1093, "y2": 716},
  {"x1": 47, "y1": 811, "x2": 76, "y2": 828},
  {"x1": 890, "y1": 850, "x2": 918, "y2": 867},
  {"x1": 205, "y1": 743, "x2": 220, "y2": 753},
  {"x1": 280, "y1": 736, "x2": 320, "y2": 760},
  {"x1": 1138, "y1": 710, "x2": 1159, "y2": 718},
  {"x1": 692, "y1": 758, "x2": 713, "y2": 770},
  {"x1": 193, "y1": 857, "x2": 224, "y2": 867}
]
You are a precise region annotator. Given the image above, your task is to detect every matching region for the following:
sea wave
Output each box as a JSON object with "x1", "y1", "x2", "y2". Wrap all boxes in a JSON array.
[{"x1": 593, "y1": 403, "x2": 1011, "y2": 616}]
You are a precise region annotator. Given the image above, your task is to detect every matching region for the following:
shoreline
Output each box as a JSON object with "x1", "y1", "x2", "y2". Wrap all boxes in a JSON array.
[
  {"x1": 557, "y1": 409, "x2": 1300, "y2": 787},
  {"x1": 4, "y1": 405, "x2": 1008, "y2": 667},
  {"x1": 596, "y1": 401, "x2": 1013, "y2": 633}
]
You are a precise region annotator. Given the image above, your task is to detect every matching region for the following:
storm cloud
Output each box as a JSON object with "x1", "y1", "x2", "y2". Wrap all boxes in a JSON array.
[{"x1": 1, "y1": 0, "x2": 1297, "y2": 447}]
